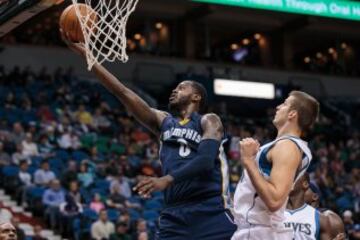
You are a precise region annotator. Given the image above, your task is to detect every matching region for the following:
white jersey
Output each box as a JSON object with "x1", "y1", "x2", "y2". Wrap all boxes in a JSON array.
[
  {"x1": 232, "y1": 135, "x2": 312, "y2": 239},
  {"x1": 284, "y1": 204, "x2": 320, "y2": 240}
]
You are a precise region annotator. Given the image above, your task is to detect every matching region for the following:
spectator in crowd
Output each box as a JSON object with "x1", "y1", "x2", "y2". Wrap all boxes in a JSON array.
[
  {"x1": 11, "y1": 217, "x2": 25, "y2": 240},
  {"x1": 12, "y1": 144, "x2": 30, "y2": 166},
  {"x1": 110, "y1": 222, "x2": 131, "y2": 240},
  {"x1": 131, "y1": 219, "x2": 150, "y2": 240},
  {"x1": 59, "y1": 194, "x2": 83, "y2": 238},
  {"x1": 17, "y1": 160, "x2": 33, "y2": 206},
  {"x1": 0, "y1": 208, "x2": 12, "y2": 223},
  {"x1": 0, "y1": 142, "x2": 11, "y2": 167},
  {"x1": 9, "y1": 122, "x2": 26, "y2": 145},
  {"x1": 343, "y1": 210, "x2": 360, "y2": 240},
  {"x1": 77, "y1": 162, "x2": 94, "y2": 188},
  {"x1": 38, "y1": 134, "x2": 55, "y2": 158},
  {"x1": 68, "y1": 180, "x2": 82, "y2": 203},
  {"x1": 32, "y1": 225, "x2": 47, "y2": 240},
  {"x1": 91, "y1": 209, "x2": 115, "y2": 240},
  {"x1": 21, "y1": 132, "x2": 39, "y2": 157},
  {"x1": 110, "y1": 174, "x2": 132, "y2": 199},
  {"x1": 75, "y1": 104, "x2": 93, "y2": 126},
  {"x1": 61, "y1": 160, "x2": 78, "y2": 189},
  {"x1": 34, "y1": 160, "x2": 56, "y2": 186},
  {"x1": 90, "y1": 193, "x2": 105, "y2": 213},
  {"x1": 106, "y1": 183, "x2": 140, "y2": 212},
  {"x1": 42, "y1": 179, "x2": 65, "y2": 229}
]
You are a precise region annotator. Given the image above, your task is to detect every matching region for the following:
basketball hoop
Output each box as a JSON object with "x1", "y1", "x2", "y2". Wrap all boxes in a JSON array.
[{"x1": 71, "y1": 0, "x2": 139, "y2": 70}]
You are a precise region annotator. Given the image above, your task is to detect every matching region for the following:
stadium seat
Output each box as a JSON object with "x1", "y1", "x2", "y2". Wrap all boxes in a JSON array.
[
  {"x1": 107, "y1": 209, "x2": 120, "y2": 221},
  {"x1": 143, "y1": 210, "x2": 159, "y2": 222},
  {"x1": 72, "y1": 150, "x2": 89, "y2": 162},
  {"x1": 82, "y1": 208, "x2": 98, "y2": 221},
  {"x1": 2, "y1": 165, "x2": 19, "y2": 177},
  {"x1": 128, "y1": 208, "x2": 141, "y2": 221},
  {"x1": 144, "y1": 200, "x2": 163, "y2": 210}
]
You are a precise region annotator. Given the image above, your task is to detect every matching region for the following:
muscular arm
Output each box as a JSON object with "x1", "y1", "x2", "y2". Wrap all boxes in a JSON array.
[
  {"x1": 63, "y1": 39, "x2": 167, "y2": 135},
  {"x1": 323, "y1": 210, "x2": 345, "y2": 238},
  {"x1": 242, "y1": 139, "x2": 301, "y2": 212},
  {"x1": 170, "y1": 113, "x2": 223, "y2": 183}
]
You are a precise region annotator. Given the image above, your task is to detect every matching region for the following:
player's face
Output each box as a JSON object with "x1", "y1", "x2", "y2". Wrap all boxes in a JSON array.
[
  {"x1": 272, "y1": 96, "x2": 295, "y2": 127},
  {"x1": 0, "y1": 223, "x2": 17, "y2": 240},
  {"x1": 169, "y1": 81, "x2": 194, "y2": 111},
  {"x1": 304, "y1": 188, "x2": 318, "y2": 208}
]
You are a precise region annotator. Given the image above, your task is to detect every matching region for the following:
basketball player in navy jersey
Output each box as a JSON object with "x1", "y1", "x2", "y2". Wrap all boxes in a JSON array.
[
  {"x1": 61, "y1": 35, "x2": 236, "y2": 239},
  {"x1": 285, "y1": 173, "x2": 345, "y2": 240}
]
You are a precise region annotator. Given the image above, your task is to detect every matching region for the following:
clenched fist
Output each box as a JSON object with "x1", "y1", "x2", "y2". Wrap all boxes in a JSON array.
[{"x1": 239, "y1": 138, "x2": 260, "y2": 166}]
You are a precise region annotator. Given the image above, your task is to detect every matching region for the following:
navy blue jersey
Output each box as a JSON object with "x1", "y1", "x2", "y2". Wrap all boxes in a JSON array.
[{"x1": 159, "y1": 112, "x2": 230, "y2": 207}]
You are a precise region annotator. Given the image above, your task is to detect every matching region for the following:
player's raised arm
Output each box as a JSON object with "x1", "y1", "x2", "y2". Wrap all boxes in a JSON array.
[
  {"x1": 241, "y1": 139, "x2": 301, "y2": 212},
  {"x1": 61, "y1": 33, "x2": 167, "y2": 136}
]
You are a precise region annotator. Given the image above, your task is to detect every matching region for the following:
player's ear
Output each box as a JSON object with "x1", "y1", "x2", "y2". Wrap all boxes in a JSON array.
[
  {"x1": 192, "y1": 93, "x2": 201, "y2": 102},
  {"x1": 288, "y1": 110, "x2": 298, "y2": 120}
]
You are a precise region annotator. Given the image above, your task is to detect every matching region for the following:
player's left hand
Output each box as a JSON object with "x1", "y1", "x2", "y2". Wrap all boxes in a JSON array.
[{"x1": 133, "y1": 175, "x2": 174, "y2": 198}]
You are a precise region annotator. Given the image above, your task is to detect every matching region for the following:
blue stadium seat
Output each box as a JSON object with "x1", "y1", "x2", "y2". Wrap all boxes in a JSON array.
[
  {"x1": 107, "y1": 209, "x2": 120, "y2": 221},
  {"x1": 82, "y1": 208, "x2": 98, "y2": 221},
  {"x1": 143, "y1": 210, "x2": 159, "y2": 222},
  {"x1": 28, "y1": 187, "x2": 45, "y2": 199},
  {"x1": 56, "y1": 150, "x2": 70, "y2": 161},
  {"x1": 128, "y1": 208, "x2": 141, "y2": 221},
  {"x1": 72, "y1": 150, "x2": 89, "y2": 162},
  {"x1": 94, "y1": 179, "x2": 110, "y2": 191},
  {"x1": 144, "y1": 200, "x2": 163, "y2": 210},
  {"x1": 2, "y1": 166, "x2": 19, "y2": 177}
]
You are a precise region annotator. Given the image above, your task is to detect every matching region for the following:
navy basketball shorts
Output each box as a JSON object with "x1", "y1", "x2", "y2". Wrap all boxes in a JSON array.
[{"x1": 155, "y1": 197, "x2": 237, "y2": 240}]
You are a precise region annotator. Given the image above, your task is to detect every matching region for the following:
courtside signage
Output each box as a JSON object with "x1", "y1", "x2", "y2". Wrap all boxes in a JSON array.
[{"x1": 193, "y1": 0, "x2": 360, "y2": 21}]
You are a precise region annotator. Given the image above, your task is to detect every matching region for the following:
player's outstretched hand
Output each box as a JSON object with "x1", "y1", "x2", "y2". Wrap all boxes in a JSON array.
[
  {"x1": 59, "y1": 28, "x2": 86, "y2": 58},
  {"x1": 239, "y1": 138, "x2": 260, "y2": 166},
  {"x1": 133, "y1": 175, "x2": 173, "y2": 199}
]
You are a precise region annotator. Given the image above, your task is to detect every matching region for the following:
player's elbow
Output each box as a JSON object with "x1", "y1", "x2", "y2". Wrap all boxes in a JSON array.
[{"x1": 266, "y1": 199, "x2": 284, "y2": 212}]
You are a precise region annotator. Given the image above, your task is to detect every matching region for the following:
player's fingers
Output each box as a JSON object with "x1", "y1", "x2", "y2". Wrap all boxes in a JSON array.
[
  {"x1": 133, "y1": 178, "x2": 152, "y2": 191},
  {"x1": 137, "y1": 182, "x2": 154, "y2": 195},
  {"x1": 141, "y1": 187, "x2": 155, "y2": 198}
]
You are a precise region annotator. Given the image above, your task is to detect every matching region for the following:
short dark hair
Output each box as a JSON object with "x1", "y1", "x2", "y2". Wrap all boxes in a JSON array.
[
  {"x1": 289, "y1": 91, "x2": 320, "y2": 134},
  {"x1": 189, "y1": 81, "x2": 208, "y2": 113}
]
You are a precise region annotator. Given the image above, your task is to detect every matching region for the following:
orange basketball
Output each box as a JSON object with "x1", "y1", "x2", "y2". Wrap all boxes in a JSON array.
[{"x1": 59, "y1": 3, "x2": 98, "y2": 42}]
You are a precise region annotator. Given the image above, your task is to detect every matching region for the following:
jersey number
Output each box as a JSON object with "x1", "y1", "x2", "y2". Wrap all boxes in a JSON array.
[{"x1": 179, "y1": 143, "x2": 191, "y2": 157}]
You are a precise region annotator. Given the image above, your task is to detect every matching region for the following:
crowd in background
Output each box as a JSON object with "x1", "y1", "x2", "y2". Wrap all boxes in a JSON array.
[{"x1": 0, "y1": 65, "x2": 358, "y2": 239}]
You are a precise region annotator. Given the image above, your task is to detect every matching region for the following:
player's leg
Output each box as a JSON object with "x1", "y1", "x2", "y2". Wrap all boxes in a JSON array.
[
  {"x1": 231, "y1": 226, "x2": 293, "y2": 240},
  {"x1": 155, "y1": 207, "x2": 189, "y2": 240},
  {"x1": 192, "y1": 208, "x2": 236, "y2": 240}
]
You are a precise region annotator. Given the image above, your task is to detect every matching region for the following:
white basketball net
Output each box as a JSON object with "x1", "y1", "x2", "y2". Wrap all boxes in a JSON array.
[{"x1": 71, "y1": 0, "x2": 139, "y2": 70}]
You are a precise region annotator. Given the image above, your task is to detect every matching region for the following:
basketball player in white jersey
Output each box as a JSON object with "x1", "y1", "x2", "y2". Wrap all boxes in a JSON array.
[
  {"x1": 232, "y1": 91, "x2": 320, "y2": 240},
  {"x1": 285, "y1": 173, "x2": 345, "y2": 240},
  {"x1": 304, "y1": 180, "x2": 346, "y2": 239}
]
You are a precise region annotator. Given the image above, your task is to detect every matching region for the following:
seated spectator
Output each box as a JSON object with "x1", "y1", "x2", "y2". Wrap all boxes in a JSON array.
[
  {"x1": 0, "y1": 208, "x2": 12, "y2": 223},
  {"x1": 0, "y1": 142, "x2": 11, "y2": 167},
  {"x1": 343, "y1": 210, "x2": 360, "y2": 239},
  {"x1": 42, "y1": 179, "x2": 65, "y2": 229},
  {"x1": 12, "y1": 144, "x2": 31, "y2": 165},
  {"x1": 75, "y1": 104, "x2": 93, "y2": 126},
  {"x1": 117, "y1": 212, "x2": 133, "y2": 235},
  {"x1": 33, "y1": 225, "x2": 48, "y2": 240},
  {"x1": 77, "y1": 162, "x2": 94, "y2": 188},
  {"x1": 61, "y1": 160, "x2": 78, "y2": 189},
  {"x1": 34, "y1": 160, "x2": 56, "y2": 186},
  {"x1": 110, "y1": 222, "x2": 131, "y2": 240},
  {"x1": 91, "y1": 209, "x2": 115, "y2": 240},
  {"x1": 68, "y1": 180, "x2": 82, "y2": 203},
  {"x1": 90, "y1": 193, "x2": 105, "y2": 213},
  {"x1": 38, "y1": 134, "x2": 55, "y2": 158},
  {"x1": 107, "y1": 184, "x2": 141, "y2": 212},
  {"x1": 110, "y1": 174, "x2": 132, "y2": 199},
  {"x1": 9, "y1": 122, "x2": 25, "y2": 145},
  {"x1": 17, "y1": 160, "x2": 33, "y2": 206},
  {"x1": 131, "y1": 219, "x2": 151, "y2": 240},
  {"x1": 60, "y1": 194, "x2": 83, "y2": 238},
  {"x1": 21, "y1": 132, "x2": 39, "y2": 157},
  {"x1": 11, "y1": 217, "x2": 25, "y2": 240},
  {"x1": 57, "y1": 129, "x2": 81, "y2": 150},
  {"x1": 92, "y1": 108, "x2": 111, "y2": 131}
]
